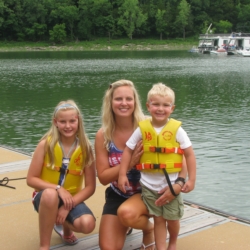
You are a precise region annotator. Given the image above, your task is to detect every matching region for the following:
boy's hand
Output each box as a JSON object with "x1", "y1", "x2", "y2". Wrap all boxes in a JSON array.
[
  {"x1": 118, "y1": 175, "x2": 130, "y2": 193},
  {"x1": 182, "y1": 179, "x2": 195, "y2": 193}
]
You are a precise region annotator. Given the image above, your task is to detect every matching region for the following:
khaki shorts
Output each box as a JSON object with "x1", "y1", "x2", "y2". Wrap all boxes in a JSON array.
[{"x1": 141, "y1": 183, "x2": 184, "y2": 220}]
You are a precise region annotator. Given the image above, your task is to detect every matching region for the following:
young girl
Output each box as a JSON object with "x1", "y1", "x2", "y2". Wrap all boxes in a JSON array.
[{"x1": 27, "y1": 100, "x2": 96, "y2": 250}]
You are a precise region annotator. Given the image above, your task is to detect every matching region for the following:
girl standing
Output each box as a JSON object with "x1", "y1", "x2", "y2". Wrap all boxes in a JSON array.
[{"x1": 27, "y1": 100, "x2": 96, "y2": 250}]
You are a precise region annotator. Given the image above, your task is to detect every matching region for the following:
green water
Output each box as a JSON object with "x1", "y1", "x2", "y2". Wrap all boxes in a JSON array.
[{"x1": 0, "y1": 50, "x2": 250, "y2": 219}]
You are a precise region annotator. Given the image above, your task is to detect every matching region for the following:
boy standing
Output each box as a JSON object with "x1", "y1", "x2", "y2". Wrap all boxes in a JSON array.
[{"x1": 118, "y1": 83, "x2": 196, "y2": 250}]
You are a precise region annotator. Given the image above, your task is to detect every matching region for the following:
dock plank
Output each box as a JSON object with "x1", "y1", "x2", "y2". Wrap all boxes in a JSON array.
[
  {"x1": 0, "y1": 159, "x2": 31, "y2": 173},
  {"x1": 50, "y1": 206, "x2": 230, "y2": 250}
]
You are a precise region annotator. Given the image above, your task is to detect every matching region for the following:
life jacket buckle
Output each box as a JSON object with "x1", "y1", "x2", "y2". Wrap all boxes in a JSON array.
[{"x1": 59, "y1": 168, "x2": 69, "y2": 174}]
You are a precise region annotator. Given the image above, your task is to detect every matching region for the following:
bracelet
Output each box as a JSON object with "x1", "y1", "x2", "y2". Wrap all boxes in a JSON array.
[
  {"x1": 175, "y1": 177, "x2": 186, "y2": 185},
  {"x1": 175, "y1": 181, "x2": 184, "y2": 188}
]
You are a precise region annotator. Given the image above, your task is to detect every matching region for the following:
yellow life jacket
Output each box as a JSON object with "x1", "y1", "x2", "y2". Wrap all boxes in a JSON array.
[
  {"x1": 136, "y1": 118, "x2": 183, "y2": 173},
  {"x1": 41, "y1": 142, "x2": 85, "y2": 195}
]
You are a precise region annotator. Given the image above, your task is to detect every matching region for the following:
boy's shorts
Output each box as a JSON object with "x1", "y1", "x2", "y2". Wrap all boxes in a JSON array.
[
  {"x1": 141, "y1": 183, "x2": 184, "y2": 220},
  {"x1": 33, "y1": 190, "x2": 95, "y2": 224}
]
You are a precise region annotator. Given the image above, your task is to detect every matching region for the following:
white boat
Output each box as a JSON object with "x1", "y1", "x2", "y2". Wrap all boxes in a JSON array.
[
  {"x1": 188, "y1": 46, "x2": 199, "y2": 53},
  {"x1": 210, "y1": 48, "x2": 227, "y2": 55},
  {"x1": 236, "y1": 49, "x2": 250, "y2": 57},
  {"x1": 198, "y1": 24, "x2": 250, "y2": 56}
]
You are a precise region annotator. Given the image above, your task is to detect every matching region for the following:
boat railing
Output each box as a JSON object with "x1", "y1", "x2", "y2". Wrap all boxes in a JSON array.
[
  {"x1": 199, "y1": 33, "x2": 231, "y2": 39},
  {"x1": 231, "y1": 32, "x2": 250, "y2": 37}
]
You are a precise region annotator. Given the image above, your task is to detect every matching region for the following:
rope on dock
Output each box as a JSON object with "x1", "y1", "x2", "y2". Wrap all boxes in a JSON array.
[{"x1": 0, "y1": 176, "x2": 26, "y2": 189}]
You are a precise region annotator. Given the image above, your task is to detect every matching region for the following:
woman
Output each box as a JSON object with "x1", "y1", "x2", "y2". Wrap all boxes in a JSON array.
[{"x1": 95, "y1": 80, "x2": 187, "y2": 250}]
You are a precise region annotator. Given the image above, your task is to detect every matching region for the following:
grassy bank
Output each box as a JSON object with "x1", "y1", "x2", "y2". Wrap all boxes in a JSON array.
[{"x1": 0, "y1": 37, "x2": 197, "y2": 52}]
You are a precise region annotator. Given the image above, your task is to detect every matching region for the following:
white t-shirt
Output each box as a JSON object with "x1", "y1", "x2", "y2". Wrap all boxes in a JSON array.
[{"x1": 126, "y1": 122, "x2": 192, "y2": 192}]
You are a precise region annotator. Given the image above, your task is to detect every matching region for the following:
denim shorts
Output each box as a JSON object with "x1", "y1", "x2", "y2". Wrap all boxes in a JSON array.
[{"x1": 33, "y1": 190, "x2": 95, "y2": 224}]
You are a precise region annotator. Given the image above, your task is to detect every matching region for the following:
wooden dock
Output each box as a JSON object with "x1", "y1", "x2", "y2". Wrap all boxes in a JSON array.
[{"x1": 1, "y1": 146, "x2": 250, "y2": 250}]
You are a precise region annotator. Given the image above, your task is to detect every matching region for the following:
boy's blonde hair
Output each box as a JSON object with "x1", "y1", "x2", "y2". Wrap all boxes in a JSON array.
[
  {"x1": 101, "y1": 79, "x2": 144, "y2": 150},
  {"x1": 147, "y1": 83, "x2": 175, "y2": 104},
  {"x1": 41, "y1": 100, "x2": 94, "y2": 168}
]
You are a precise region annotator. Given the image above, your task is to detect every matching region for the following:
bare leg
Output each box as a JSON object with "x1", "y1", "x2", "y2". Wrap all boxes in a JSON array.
[
  {"x1": 166, "y1": 220, "x2": 180, "y2": 250},
  {"x1": 99, "y1": 214, "x2": 127, "y2": 250},
  {"x1": 117, "y1": 194, "x2": 155, "y2": 250},
  {"x1": 154, "y1": 216, "x2": 167, "y2": 250},
  {"x1": 39, "y1": 189, "x2": 59, "y2": 250},
  {"x1": 63, "y1": 214, "x2": 95, "y2": 235}
]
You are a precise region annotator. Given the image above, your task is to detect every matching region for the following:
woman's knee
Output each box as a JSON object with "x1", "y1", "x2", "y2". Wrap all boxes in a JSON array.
[{"x1": 118, "y1": 203, "x2": 137, "y2": 222}]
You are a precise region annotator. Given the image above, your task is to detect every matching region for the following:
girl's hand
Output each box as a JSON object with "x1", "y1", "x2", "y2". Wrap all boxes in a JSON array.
[
  {"x1": 155, "y1": 184, "x2": 182, "y2": 206},
  {"x1": 56, "y1": 206, "x2": 70, "y2": 224},
  {"x1": 129, "y1": 140, "x2": 143, "y2": 169},
  {"x1": 57, "y1": 187, "x2": 74, "y2": 210}
]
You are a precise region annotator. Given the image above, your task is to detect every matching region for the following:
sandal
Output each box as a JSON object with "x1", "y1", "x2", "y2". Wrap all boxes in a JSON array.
[
  {"x1": 54, "y1": 224, "x2": 79, "y2": 245},
  {"x1": 141, "y1": 242, "x2": 155, "y2": 249},
  {"x1": 126, "y1": 227, "x2": 133, "y2": 235}
]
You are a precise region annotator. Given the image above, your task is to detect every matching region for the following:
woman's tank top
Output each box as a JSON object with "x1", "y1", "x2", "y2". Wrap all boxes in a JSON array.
[{"x1": 108, "y1": 141, "x2": 141, "y2": 198}]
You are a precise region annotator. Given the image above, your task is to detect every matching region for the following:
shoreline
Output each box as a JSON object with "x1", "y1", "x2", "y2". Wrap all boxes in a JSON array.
[{"x1": 0, "y1": 43, "x2": 195, "y2": 52}]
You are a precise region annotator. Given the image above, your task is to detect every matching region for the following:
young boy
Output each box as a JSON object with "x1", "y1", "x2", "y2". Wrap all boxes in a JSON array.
[{"x1": 118, "y1": 83, "x2": 196, "y2": 250}]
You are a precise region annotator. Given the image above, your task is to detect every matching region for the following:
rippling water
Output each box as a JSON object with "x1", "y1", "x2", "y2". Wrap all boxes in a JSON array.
[{"x1": 0, "y1": 51, "x2": 250, "y2": 219}]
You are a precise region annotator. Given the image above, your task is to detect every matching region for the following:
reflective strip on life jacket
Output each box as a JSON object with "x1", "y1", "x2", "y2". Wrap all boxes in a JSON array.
[
  {"x1": 136, "y1": 162, "x2": 182, "y2": 170},
  {"x1": 148, "y1": 146, "x2": 184, "y2": 154},
  {"x1": 50, "y1": 166, "x2": 83, "y2": 176}
]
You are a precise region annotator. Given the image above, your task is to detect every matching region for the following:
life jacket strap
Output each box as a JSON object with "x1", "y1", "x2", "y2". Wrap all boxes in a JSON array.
[
  {"x1": 149, "y1": 146, "x2": 184, "y2": 154},
  {"x1": 135, "y1": 163, "x2": 182, "y2": 170}
]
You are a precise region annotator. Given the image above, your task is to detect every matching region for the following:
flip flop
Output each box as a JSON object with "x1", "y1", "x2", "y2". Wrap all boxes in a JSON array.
[
  {"x1": 141, "y1": 242, "x2": 155, "y2": 249},
  {"x1": 53, "y1": 224, "x2": 79, "y2": 245}
]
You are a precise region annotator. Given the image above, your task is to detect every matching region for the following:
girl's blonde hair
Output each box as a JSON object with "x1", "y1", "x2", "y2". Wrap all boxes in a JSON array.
[
  {"x1": 147, "y1": 83, "x2": 175, "y2": 104},
  {"x1": 41, "y1": 100, "x2": 93, "y2": 168},
  {"x1": 101, "y1": 80, "x2": 144, "y2": 150}
]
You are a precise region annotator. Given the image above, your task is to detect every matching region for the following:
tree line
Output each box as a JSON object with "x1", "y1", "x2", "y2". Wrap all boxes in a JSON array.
[{"x1": 0, "y1": 0, "x2": 250, "y2": 43}]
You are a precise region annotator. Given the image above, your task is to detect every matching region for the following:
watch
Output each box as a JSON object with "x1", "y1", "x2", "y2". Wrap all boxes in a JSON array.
[{"x1": 56, "y1": 185, "x2": 61, "y2": 191}]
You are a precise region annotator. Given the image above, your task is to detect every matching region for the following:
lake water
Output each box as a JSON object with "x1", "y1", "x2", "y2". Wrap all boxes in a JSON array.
[{"x1": 0, "y1": 50, "x2": 250, "y2": 220}]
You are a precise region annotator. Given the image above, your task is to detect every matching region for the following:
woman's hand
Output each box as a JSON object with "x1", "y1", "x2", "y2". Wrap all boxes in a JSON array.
[
  {"x1": 57, "y1": 187, "x2": 74, "y2": 210},
  {"x1": 129, "y1": 140, "x2": 143, "y2": 169},
  {"x1": 155, "y1": 184, "x2": 182, "y2": 206}
]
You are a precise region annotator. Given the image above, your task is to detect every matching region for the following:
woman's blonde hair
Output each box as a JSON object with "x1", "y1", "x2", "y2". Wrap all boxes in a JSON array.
[
  {"x1": 41, "y1": 100, "x2": 93, "y2": 168},
  {"x1": 101, "y1": 80, "x2": 144, "y2": 150},
  {"x1": 147, "y1": 83, "x2": 175, "y2": 104}
]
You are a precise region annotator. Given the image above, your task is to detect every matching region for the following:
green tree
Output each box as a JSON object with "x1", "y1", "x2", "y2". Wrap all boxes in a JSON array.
[
  {"x1": 175, "y1": 0, "x2": 190, "y2": 39},
  {"x1": 215, "y1": 20, "x2": 232, "y2": 33},
  {"x1": 155, "y1": 9, "x2": 166, "y2": 40},
  {"x1": 0, "y1": 0, "x2": 4, "y2": 29},
  {"x1": 49, "y1": 23, "x2": 66, "y2": 43},
  {"x1": 51, "y1": 5, "x2": 78, "y2": 41},
  {"x1": 118, "y1": 0, "x2": 147, "y2": 39},
  {"x1": 78, "y1": 0, "x2": 93, "y2": 40},
  {"x1": 236, "y1": 3, "x2": 250, "y2": 31}
]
